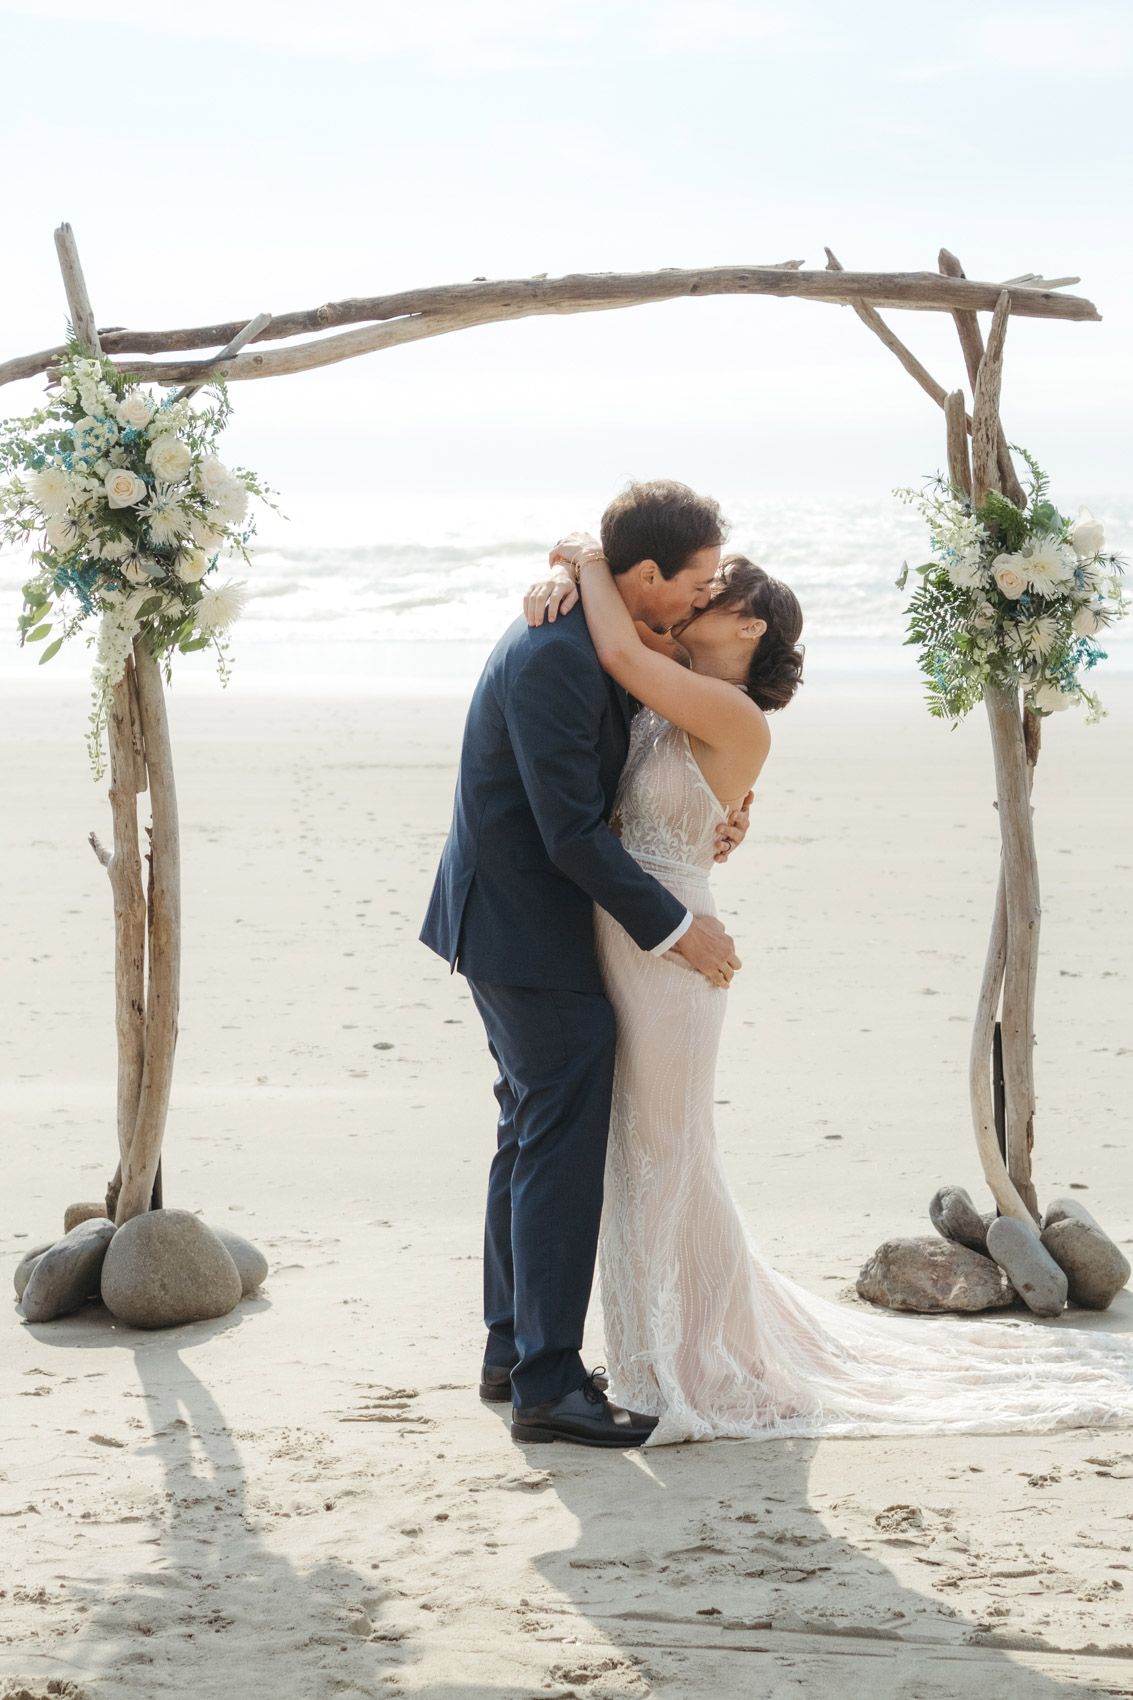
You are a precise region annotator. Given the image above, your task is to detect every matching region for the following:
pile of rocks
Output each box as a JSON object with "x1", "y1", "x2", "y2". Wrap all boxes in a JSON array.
[
  {"x1": 857, "y1": 1185, "x2": 1130, "y2": 1318},
  {"x1": 14, "y1": 1206, "x2": 268, "y2": 1329}
]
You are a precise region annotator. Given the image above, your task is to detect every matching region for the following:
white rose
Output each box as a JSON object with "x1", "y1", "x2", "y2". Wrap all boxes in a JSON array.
[
  {"x1": 147, "y1": 435, "x2": 192, "y2": 482},
  {"x1": 992, "y1": 554, "x2": 1027, "y2": 600},
  {"x1": 104, "y1": 469, "x2": 148, "y2": 509},
  {"x1": 1030, "y1": 680, "x2": 1073, "y2": 714},
  {"x1": 197, "y1": 455, "x2": 234, "y2": 496},
  {"x1": 1069, "y1": 507, "x2": 1105, "y2": 560},
  {"x1": 115, "y1": 391, "x2": 155, "y2": 430},
  {"x1": 177, "y1": 547, "x2": 208, "y2": 582}
]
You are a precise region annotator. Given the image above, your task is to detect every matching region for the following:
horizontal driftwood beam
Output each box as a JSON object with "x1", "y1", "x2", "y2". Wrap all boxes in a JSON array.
[{"x1": 0, "y1": 263, "x2": 1100, "y2": 389}]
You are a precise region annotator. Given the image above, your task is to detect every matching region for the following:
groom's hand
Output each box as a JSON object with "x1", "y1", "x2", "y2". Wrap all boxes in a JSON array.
[
  {"x1": 672, "y1": 915, "x2": 742, "y2": 988},
  {"x1": 713, "y1": 790, "x2": 754, "y2": 863}
]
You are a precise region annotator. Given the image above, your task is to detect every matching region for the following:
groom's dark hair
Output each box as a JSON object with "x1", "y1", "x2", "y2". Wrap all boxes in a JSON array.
[{"x1": 600, "y1": 480, "x2": 726, "y2": 580}]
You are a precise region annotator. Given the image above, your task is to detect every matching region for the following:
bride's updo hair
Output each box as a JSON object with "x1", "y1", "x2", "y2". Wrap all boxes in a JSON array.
[{"x1": 712, "y1": 554, "x2": 804, "y2": 712}]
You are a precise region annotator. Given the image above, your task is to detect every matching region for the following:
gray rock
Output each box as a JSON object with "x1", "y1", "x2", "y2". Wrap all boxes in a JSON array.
[
  {"x1": 100, "y1": 1209, "x2": 242, "y2": 1330},
  {"x1": 20, "y1": 1219, "x2": 116, "y2": 1323},
  {"x1": 211, "y1": 1227, "x2": 268, "y2": 1295},
  {"x1": 985, "y1": 1216, "x2": 1068, "y2": 1317},
  {"x1": 14, "y1": 1240, "x2": 56, "y2": 1300},
  {"x1": 64, "y1": 1200, "x2": 110, "y2": 1233},
  {"x1": 1041, "y1": 1210, "x2": 1131, "y2": 1310},
  {"x1": 929, "y1": 1185, "x2": 991, "y2": 1254},
  {"x1": 1043, "y1": 1196, "x2": 1102, "y2": 1233},
  {"x1": 856, "y1": 1235, "x2": 1016, "y2": 1313}
]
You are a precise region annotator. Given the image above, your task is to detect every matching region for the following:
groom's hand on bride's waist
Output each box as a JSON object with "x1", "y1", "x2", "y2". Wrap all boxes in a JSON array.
[
  {"x1": 713, "y1": 790, "x2": 754, "y2": 863},
  {"x1": 671, "y1": 916, "x2": 742, "y2": 988}
]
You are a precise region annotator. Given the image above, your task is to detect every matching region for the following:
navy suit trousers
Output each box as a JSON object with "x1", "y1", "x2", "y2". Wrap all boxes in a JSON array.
[{"x1": 467, "y1": 977, "x2": 617, "y2": 1410}]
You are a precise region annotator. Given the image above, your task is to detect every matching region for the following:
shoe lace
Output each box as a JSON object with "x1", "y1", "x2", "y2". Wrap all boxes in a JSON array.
[{"x1": 582, "y1": 1365, "x2": 608, "y2": 1406}]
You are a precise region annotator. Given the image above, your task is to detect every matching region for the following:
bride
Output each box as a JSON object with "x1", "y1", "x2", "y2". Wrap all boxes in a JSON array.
[{"x1": 527, "y1": 536, "x2": 1133, "y2": 1446}]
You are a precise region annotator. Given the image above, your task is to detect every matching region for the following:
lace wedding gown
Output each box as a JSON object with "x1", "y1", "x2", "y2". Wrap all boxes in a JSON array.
[{"x1": 595, "y1": 709, "x2": 1133, "y2": 1446}]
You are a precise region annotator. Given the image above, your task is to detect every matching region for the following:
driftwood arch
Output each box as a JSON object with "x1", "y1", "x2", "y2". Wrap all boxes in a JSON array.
[{"x1": 2, "y1": 225, "x2": 1102, "y2": 1235}]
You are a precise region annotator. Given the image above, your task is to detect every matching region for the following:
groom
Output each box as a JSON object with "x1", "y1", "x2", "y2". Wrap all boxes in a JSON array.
[{"x1": 421, "y1": 480, "x2": 742, "y2": 1448}]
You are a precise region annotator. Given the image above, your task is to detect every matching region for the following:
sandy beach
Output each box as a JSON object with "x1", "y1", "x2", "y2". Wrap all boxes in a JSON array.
[{"x1": 3, "y1": 665, "x2": 1132, "y2": 1699}]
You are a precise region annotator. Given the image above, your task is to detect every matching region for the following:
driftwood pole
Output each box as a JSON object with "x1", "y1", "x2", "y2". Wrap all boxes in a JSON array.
[
  {"x1": 54, "y1": 222, "x2": 181, "y2": 1227},
  {"x1": 54, "y1": 225, "x2": 151, "y2": 1222},
  {"x1": 115, "y1": 645, "x2": 180, "y2": 1221},
  {"x1": 953, "y1": 273, "x2": 1042, "y2": 1222},
  {"x1": 824, "y1": 244, "x2": 1055, "y2": 1224}
]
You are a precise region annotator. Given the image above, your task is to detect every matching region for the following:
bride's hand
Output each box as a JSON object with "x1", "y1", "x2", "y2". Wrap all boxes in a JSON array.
[
  {"x1": 549, "y1": 530, "x2": 600, "y2": 569},
  {"x1": 524, "y1": 567, "x2": 578, "y2": 625},
  {"x1": 524, "y1": 530, "x2": 601, "y2": 625}
]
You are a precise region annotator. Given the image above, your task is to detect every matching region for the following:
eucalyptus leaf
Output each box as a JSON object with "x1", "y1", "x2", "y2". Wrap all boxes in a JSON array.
[
  {"x1": 26, "y1": 622, "x2": 52, "y2": 641},
  {"x1": 38, "y1": 637, "x2": 64, "y2": 665}
]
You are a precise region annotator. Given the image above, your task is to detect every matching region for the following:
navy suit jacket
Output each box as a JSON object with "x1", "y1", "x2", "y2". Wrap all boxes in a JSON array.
[{"x1": 420, "y1": 607, "x2": 687, "y2": 993}]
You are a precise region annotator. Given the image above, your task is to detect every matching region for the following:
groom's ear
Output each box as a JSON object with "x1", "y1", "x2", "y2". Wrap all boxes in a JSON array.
[{"x1": 636, "y1": 559, "x2": 659, "y2": 587}]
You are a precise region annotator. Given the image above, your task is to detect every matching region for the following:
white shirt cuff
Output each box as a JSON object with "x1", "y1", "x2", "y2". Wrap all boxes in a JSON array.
[{"x1": 650, "y1": 910, "x2": 693, "y2": 956}]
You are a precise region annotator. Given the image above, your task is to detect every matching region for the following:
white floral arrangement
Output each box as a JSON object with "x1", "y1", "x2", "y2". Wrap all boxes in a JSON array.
[
  {"x1": 896, "y1": 453, "x2": 1127, "y2": 723},
  {"x1": 0, "y1": 347, "x2": 275, "y2": 773}
]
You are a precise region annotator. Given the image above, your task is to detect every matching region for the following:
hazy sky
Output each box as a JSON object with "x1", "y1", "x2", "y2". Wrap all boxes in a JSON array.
[{"x1": 2, "y1": 0, "x2": 1131, "y2": 541}]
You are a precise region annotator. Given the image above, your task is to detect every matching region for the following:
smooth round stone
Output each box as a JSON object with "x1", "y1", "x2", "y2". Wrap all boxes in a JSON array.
[
  {"x1": 21, "y1": 1219, "x2": 116, "y2": 1323},
  {"x1": 101, "y1": 1209, "x2": 242, "y2": 1330},
  {"x1": 1041, "y1": 1212, "x2": 1131, "y2": 1311},
  {"x1": 210, "y1": 1227, "x2": 268, "y2": 1295},
  {"x1": 64, "y1": 1201, "x2": 110, "y2": 1233},
  {"x1": 986, "y1": 1216, "x2": 1067, "y2": 1317},
  {"x1": 14, "y1": 1240, "x2": 56, "y2": 1300},
  {"x1": 857, "y1": 1235, "x2": 1015, "y2": 1313},
  {"x1": 1043, "y1": 1196, "x2": 1102, "y2": 1233},
  {"x1": 929, "y1": 1185, "x2": 990, "y2": 1254}
]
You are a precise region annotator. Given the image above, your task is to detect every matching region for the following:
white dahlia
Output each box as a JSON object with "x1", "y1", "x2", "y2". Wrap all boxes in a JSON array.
[
  {"x1": 1020, "y1": 618, "x2": 1061, "y2": 656},
  {"x1": 30, "y1": 465, "x2": 75, "y2": 517},
  {"x1": 141, "y1": 486, "x2": 188, "y2": 548},
  {"x1": 195, "y1": 580, "x2": 247, "y2": 634},
  {"x1": 98, "y1": 536, "x2": 133, "y2": 563},
  {"x1": 1021, "y1": 536, "x2": 1076, "y2": 595}
]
